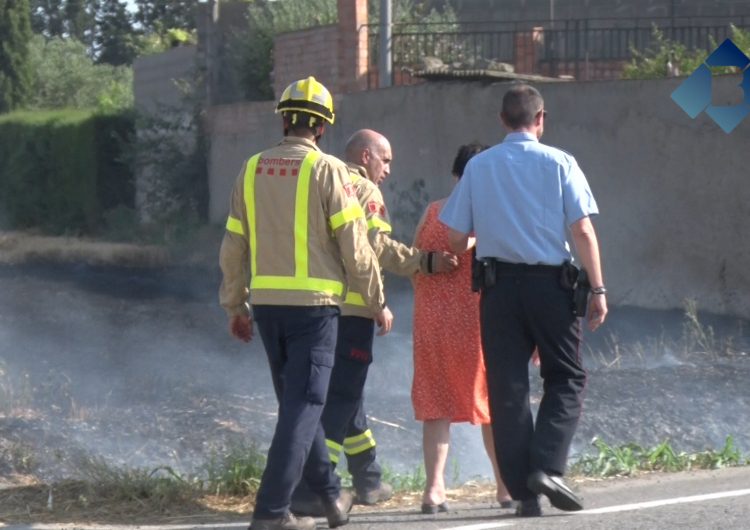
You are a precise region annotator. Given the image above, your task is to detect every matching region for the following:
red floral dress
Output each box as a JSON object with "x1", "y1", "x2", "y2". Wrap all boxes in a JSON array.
[{"x1": 411, "y1": 201, "x2": 490, "y2": 424}]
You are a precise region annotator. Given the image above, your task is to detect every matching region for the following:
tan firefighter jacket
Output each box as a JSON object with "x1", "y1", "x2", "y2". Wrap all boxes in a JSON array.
[
  {"x1": 219, "y1": 137, "x2": 385, "y2": 317},
  {"x1": 342, "y1": 163, "x2": 431, "y2": 319}
]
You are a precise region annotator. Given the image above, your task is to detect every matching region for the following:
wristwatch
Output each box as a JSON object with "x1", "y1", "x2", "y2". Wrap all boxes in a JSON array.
[{"x1": 591, "y1": 286, "x2": 607, "y2": 295}]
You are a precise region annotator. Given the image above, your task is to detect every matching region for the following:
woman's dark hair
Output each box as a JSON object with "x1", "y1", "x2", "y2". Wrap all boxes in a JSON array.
[{"x1": 452, "y1": 142, "x2": 488, "y2": 178}]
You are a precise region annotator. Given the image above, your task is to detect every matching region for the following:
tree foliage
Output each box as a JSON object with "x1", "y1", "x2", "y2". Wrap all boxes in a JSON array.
[
  {"x1": 26, "y1": 34, "x2": 133, "y2": 111},
  {"x1": 622, "y1": 25, "x2": 750, "y2": 80},
  {"x1": 0, "y1": 0, "x2": 33, "y2": 113},
  {"x1": 133, "y1": 0, "x2": 198, "y2": 41},
  {"x1": 231, "y1": 0, "x2": 457, "y2": 101},
  {"x1": 230, "y1": 0, "x2": 337, "y2": 101},
  {"x1": 727, "y1": 24, "x2": 750, "y2": 56},
  {"x1": 368, "y1": 0, "x2": 457, "y2": 26},
  {"x1": 29, "y1": 0, "x2": 198, "y2": 67},
  {"x1": 30, "y1": 0, "x2": 95, "y2": 43},
  {"x1": 136, "y1": 27, "x2": 197, "y2": 57},
  {"x1": 95, "y1": 0, "x2": 140, "y2": 65}
]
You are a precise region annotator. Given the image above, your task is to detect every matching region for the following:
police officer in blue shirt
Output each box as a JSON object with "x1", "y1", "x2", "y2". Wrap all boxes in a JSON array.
[{"x1": 440, "y1": 83, "x2": 607, "y2": 517}]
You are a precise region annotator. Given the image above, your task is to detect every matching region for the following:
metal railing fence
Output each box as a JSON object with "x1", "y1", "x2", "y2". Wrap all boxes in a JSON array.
[{"x1": 365, "y1": 16, "x2": 750, "y2": 86}]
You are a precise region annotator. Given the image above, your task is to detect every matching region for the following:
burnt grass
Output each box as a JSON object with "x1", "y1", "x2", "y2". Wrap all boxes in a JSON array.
[{"x1": 1, "y1": 262, "x2": 750, "y2": 523}]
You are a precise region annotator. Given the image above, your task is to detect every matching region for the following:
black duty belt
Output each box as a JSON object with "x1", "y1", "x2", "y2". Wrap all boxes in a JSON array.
[{"x1": 487, "y1": 259, "x2": 562, "y2": 274}]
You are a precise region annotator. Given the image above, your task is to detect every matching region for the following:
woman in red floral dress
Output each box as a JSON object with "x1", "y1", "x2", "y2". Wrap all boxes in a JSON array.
[{"x1": 412, "y1": 144, "x2": 527, "y2": 513}]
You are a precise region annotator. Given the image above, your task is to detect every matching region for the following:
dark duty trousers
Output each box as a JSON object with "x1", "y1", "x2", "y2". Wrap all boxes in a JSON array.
[
  {"x1": 293, "y1": 315, "x2": 381, "y2": 503},
  {"x1": 252, "y1": 305, "x2": 341, "y2": 519},
  {"x1": 480, "y1": 264, "x2": 586, "y2": 501}
]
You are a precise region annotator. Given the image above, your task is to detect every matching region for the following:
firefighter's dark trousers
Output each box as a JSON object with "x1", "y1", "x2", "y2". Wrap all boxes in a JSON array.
[
  {"x1": 479, "y1": 264, "x2": 586, "y2": 501},
  {"x1": 252, "y1": 305, "x2": 341, "y2": 520},
  {"x1": 323, "y1": 316, "x2": 381, "y2": 493},
  {"x1": 293, "y1": 316, "x2": 381, "y2": 504}
]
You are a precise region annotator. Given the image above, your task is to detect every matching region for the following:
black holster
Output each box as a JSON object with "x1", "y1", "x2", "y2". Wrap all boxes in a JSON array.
[
  {"x1": 574, "y1": 269, "x2": 590, "y2": 317},
  {"x1": 471, "y1": 249, "x2": 495, "y2": 292},
  {"x1": 560, "y1": 260, "x2": 590, "y2": 317}
]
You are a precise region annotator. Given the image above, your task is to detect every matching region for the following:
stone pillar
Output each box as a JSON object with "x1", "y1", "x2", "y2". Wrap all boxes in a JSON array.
[
  {"x1": 337, "y1": 0, "x2": 369, "y2": 94},
  {"x1": 514, "y1": 26, "x2": 544, "y2": 75}
]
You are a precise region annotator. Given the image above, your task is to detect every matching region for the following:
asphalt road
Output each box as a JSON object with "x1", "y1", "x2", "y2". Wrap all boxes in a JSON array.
[{"x1": 3, "y1": 467, "x2": 749, "y2": 529}]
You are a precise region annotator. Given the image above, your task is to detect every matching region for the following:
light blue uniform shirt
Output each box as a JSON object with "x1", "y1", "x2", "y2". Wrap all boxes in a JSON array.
[{"x1": 439, "y1": 132, "x2": 598, "y2": 265}]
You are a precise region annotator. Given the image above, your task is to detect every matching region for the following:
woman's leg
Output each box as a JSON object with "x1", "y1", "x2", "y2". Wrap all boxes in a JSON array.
[
  {"x1": 481, "y1": 423, "x2": 512, "y2": 504},
  {"x1": 422, "y1": 419, "x2": 451, "y2": 505}
]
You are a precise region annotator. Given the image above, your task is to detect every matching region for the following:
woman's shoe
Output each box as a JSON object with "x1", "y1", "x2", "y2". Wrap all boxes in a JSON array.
[{"x1": 421, "y1": 502, "x2": 449, "y2": 514}]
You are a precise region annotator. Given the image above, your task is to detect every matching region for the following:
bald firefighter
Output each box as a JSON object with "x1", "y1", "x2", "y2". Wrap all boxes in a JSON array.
[
  {"x1": 291, "y1": 129, "x2": 458, "y2": 516},
  {"x1": 220, "y1": 79, "x2": 393, "y2": 530}
]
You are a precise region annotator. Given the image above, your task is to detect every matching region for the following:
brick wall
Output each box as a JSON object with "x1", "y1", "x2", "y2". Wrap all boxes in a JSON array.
[
  {"x1": 273, "y1": 0, "x2": 368, "y2": 99},
  {"x1": 273, "y1": 25, "x2": 340, "y2": 98},
  {"x1": 366, "y1": 67, "x2": 425, "y2": 90}
]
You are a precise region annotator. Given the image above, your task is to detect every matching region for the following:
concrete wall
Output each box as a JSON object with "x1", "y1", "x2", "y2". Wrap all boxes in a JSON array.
[
  {"x1": 205, "y1": 77, "x2": 750, "y2": 319},
  {"x1": 206, "y1": 100, "x2": 278, "y2": 218},
  {"x1": 133, "y1": 45, "x2": 198, "y2": 112},
  {"x1": 195, "y1": 0, "x2": 249, "y2": 106}
]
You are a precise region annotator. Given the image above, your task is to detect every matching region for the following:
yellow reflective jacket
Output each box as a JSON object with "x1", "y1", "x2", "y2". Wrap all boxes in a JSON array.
[
  {"x1": 219, "y1": 137, "x2": 384, "y2": 316},
  {"x1": 342, "y1": 163, "x2": 429, "y2": 318}
]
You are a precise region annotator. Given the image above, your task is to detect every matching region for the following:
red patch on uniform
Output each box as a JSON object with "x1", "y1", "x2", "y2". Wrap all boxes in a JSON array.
[
  {"x1": 379, "y1": 205, "x2": 386, "y2": 216},
  {"x1": 255, "y1": 165, "x2": 262, "y2": 174},
  {"x1": 267, "y1": 168, "x2": 275, "y2": 176},
  {"x1": 349, "y1": 348, "x2": 371, "y2": 362},
  {"x1": 279, "y1": 168, "x2": 287, "y2": 176},
  {"x1": 291, "y1": 169, "x2": 299, "y2": 177},
  {"x1": 367, "y1": 201, "x2": 380, "y2": 213},
  {"x1": 344, "y1": 183, "x2": 355, "y2": 197}
]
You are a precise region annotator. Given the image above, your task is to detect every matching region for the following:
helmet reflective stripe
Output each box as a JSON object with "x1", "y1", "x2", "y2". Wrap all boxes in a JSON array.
[
  {"x1": 276, "y1": 76, "x2": 335, "y2": 124},
  {"x1": 243, "y1": 151, "x2": 344, "y2": 296}
]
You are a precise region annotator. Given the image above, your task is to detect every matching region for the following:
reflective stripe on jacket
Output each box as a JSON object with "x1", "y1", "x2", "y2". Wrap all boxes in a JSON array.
[
  {"x1": 342, "y1": 163, "x2": 428, "y2": 318},
  {"x1": 219, "y1": 137, "x2": 384, "y2": 316}
]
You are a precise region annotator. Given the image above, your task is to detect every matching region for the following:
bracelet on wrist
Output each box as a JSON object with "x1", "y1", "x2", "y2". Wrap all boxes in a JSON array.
[{"x1": 591, "y1": 286, "x2": 607, "y2": 295}]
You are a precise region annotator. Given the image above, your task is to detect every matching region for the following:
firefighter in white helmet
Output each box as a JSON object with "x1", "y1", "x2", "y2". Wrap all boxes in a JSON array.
[{"x1": 220, "y1": 76, "x2": 393, "y2": 530}]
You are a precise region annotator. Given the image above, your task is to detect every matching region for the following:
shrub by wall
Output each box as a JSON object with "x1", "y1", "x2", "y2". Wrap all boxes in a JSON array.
[{"x1": 0, "y1": 110, "x2": 134, "y2": 234}]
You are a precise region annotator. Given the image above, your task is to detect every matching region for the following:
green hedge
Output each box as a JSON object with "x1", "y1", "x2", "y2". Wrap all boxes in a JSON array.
[{"x1": 0, "y1": 109, "x2": 134, "y2": 234}]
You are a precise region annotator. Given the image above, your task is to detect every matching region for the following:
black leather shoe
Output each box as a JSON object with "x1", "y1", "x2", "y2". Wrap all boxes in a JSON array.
[
  {"x1": 527, "y1": 470, "x2": 583, "y2": 511},
  {"x1": 249, "y1": 512, "x2": 317, "y2": 530},
  {"x1": 356, "y1": 482, "x2": 393, "y2": 505},
  {"x1": 324, "y1": 489, "x2": 353, "y2": 528},
  {"x1": 515, "y1": 497, "x2": 542, "y2": 517}
]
